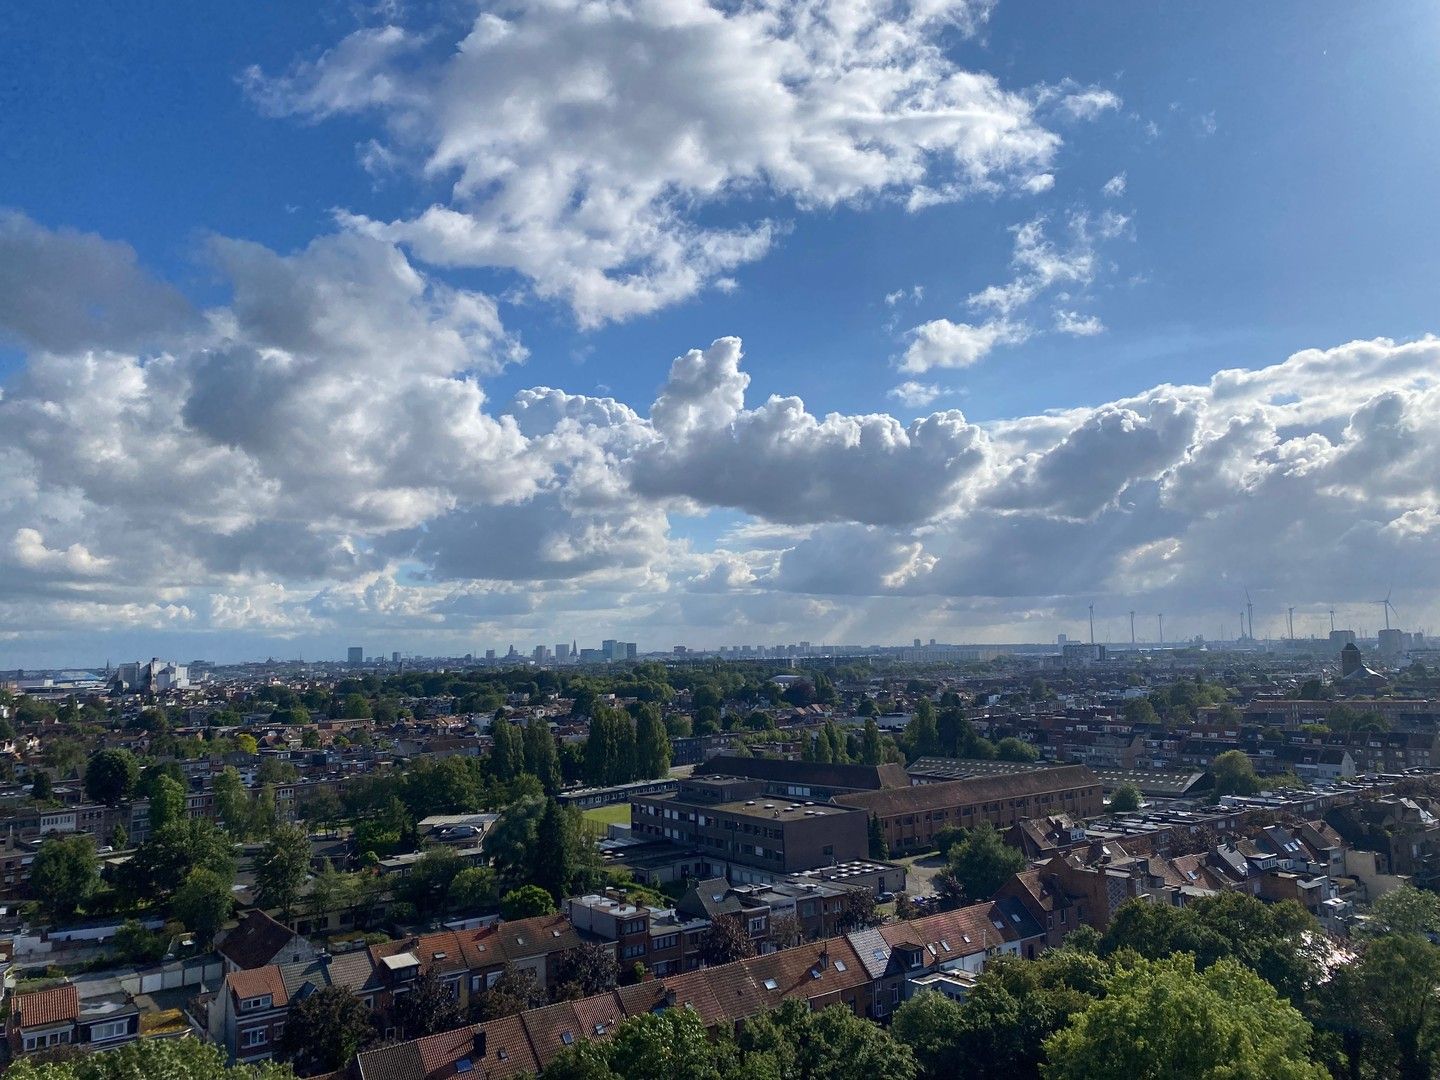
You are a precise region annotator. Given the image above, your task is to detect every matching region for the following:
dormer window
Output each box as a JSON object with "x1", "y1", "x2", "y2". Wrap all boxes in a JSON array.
[{"x1": 240, "y1": 994, "x2": 272, "y2": 1012}]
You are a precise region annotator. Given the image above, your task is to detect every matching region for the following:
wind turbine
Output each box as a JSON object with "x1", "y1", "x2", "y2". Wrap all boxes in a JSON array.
[
  {"x1": 1089, "y1": 604, "x2": 1095, "y2": 645},
  {"x1": 1373, "y1": 588, "x2": 1397, "y2": 632},
  {"x1": 1244, "y1": 588, "x2": 1255, "y2": 641},
  {"x1": 1287, "y1": 607, "x2": 1295, "y2": 641},
  {"x1": 1156, "y1": 613, "x2": 1165, "y2": 646},
  {"x1": 1129, "y1": 611, "x2": 1137, "y2": 647}
]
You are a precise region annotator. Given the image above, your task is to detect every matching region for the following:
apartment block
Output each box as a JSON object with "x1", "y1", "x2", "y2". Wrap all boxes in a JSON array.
[{"x1": 630, "y1": 776, "x2": 869, "y2": 874}]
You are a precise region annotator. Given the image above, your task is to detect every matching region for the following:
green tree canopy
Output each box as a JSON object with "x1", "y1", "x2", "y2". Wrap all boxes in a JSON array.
[
  {"x1": 1349, "y1": 932, "x2": 1440, "y2": 1080},
  {"x1": 1359, "y1": 884, "x2": 1440, "y2": 939},
  {"x1": 1100, "y1": 892, "x2": 1319, "y2": 1002},
  {"x1": 30, "y1": 834, "x2": 99, "y2": 922},
  {"x1": 149, "y1": 774, "x2": 188, "y2": 833},
  {"x1": 946, "y1": 822, "x2": 1026, "y2": 902},
  {"x1": 736, "y1": 999, "x2": 918, "y2": 1080},
  {"x1": 996, "y1": 737, "x2": 1039, "y2": 763},
  {"x1": 474, "y1": 963, "x2": 547, "y2": 1021},
  {"x1": 1043, "y1": 955, "x2": 1327, "y2": 1080},
  {"x1": 174, "y1": 867, "x2": 235, "y2": 947},
  {"x1": 4, "y1": 1038, "x2": 295, "y2": 1079},
  {"x1": 212, "y1": 766, "x2": 251, "y2": 835},
  {"x1": 447, "y1": 866, "x2": 499, "y2": 913},
  {"x1": 254, "y1": 822, "x2": 312, "y2": 919},
  {"x1": 485, "y1": 795, "x2": 546, "y2": 881},
  {"x1": 279, "y1": 985, "x2": 377, "y2": 1075},
  {"x1": 893, "y1": 947, "x2": 1108, "y2": 1080},
  {"x1": 126, "y1": 818, "x2": 236, "y2": 900},
  {"x1": 393, "y1": 969, "x2": 466, "y2": 1039},
  {"x1": 501, "y1": 884, "x2": 557, "y2": 919},
  {"x1": 1211, "y1": 749, "x2": 1260, "y2": 796},
  {"x1": 84, "y1": 748, "x2": 140, "y2": 806},
  {"x1": 701, "y1": 913, "x2": 755, "y2": 966},
  {"x1": 542, "y1": 1005, "x2": 730, "y2": 1080},
  {"x1": 1108, "y1": 783, "x2": 1142, "y2": 813},
  {"x1": 398, "y1": 847, "x2": 465, "y2": 916}
]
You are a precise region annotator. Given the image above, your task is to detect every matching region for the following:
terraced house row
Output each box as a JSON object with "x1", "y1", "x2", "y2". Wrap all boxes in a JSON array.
[
  {"x1": 353, "y1": 900, "x2": 1044, "y2": 1080},
  {"x1": 207, "y1": 913, "x2": 588, "y2": 1065}
]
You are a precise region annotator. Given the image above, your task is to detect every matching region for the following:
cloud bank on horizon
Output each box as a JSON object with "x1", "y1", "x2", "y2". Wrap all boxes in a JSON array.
[{"x1": 1, "y1": 0, "x2": 1437, "y2": 661}]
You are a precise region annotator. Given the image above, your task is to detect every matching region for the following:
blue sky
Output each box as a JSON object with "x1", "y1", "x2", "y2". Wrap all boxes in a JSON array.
[{"x1": 2, "y1": 0, "x2": 1440, "y2": 665}]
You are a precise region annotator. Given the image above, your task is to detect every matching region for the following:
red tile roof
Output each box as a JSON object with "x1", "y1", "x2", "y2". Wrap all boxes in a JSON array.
[
  {"x1": 355, "y1": 904, "x2": 1041, "y2": 1080},
  {"x1": 15, "y1": 983, "x2": 79, "y2": 1028},
  {"x1": 226, "y1": 965, "x2": 289, "y2": 1008}
]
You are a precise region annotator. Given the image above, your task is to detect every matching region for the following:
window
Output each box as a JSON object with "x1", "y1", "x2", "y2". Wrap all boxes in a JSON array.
[
  {"x1": 242, "y1": 1028, "x2": 269, "y2": 1049},
  {"x1": 22, "y1": 1032, "x2": 69, "y2": 1052},
  {"x1": 89, "y1": 1020, "x2": 129, "y2": 1043},
  {"x1": 240, "y1": 995, "x2": 272, "y2": 1012}
]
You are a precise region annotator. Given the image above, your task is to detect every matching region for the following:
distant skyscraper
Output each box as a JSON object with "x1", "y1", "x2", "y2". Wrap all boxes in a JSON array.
[
  {"x1": 347, "y1": 646, "x2": 363, "y2": 665},
  {"x1": 485, "y1": 649, "x2": 496, "y2": 661},
  {"x1": 555, "y1": 643, "x2": 569, "y2": 660},
  {"x1": 533, "y1": 644, "x2": 549, "y2": 662},
  {"x1": 914, "y1": 638, "x2": 922, "y2": 648},
  {"x1": 625, "y1": 642, "x2": 637, "y2": 659},
  {"x1": 602, "y1": 638, "x2": 619, "y2": 660},
  {"x1": 391, "y1": 651, "x2": 401, "y2": 663},
  {"x1": 1378, "y1": 628, "x2": 1406, "y2": 660}
]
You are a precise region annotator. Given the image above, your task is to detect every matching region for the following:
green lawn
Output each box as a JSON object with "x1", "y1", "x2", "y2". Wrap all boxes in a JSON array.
[{"x1": 582, "y1": 802, "x2": 633, "y2": 828}]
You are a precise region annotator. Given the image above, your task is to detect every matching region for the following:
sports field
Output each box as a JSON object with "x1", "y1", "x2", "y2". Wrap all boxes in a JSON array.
[{"x1": 581, "y1": 802, "x2": 632, "y2": 828}]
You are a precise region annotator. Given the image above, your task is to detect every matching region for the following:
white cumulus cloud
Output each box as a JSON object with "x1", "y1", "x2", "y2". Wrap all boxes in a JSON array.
[{"x1": 244, "y1": 0, "x2": 1085, "y2": 326}]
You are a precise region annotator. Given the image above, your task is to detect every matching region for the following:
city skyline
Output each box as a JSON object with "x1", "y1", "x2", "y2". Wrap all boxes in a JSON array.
[{"x1": 5, "y1": 2, "x2": 1440, "y2": 668}]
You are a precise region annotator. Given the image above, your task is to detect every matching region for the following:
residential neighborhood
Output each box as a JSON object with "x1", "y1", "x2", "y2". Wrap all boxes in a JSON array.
[{"x1": 0, "y1": 639, "x2": 1439, "y2": 1075}]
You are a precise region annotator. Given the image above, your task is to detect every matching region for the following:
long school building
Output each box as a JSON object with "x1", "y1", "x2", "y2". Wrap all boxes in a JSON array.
[{"x1": 833, "y1": 765, "x2": 1104, "y2": 854}]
